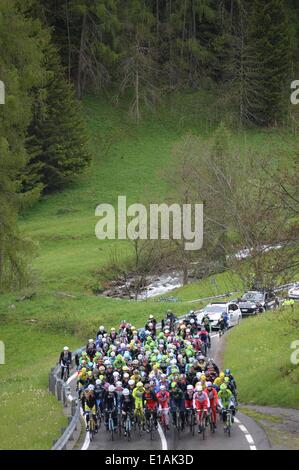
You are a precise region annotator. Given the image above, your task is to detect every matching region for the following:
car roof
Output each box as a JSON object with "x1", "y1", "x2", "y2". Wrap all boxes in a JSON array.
[{"x1": 207, "y1": 302, "x2": 229, "y2": 306}]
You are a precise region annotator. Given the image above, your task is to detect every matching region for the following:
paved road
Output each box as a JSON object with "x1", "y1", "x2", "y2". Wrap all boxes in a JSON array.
[{"x1": 69, "y1": 332, "x2": 270, "y2": 451}]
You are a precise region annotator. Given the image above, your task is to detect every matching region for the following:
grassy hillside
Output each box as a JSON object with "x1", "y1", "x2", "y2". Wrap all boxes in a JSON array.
[
  {"x1": 224, "y1": 305, "x2": 299, "y2": 408},
  {"x1": 0, "y1": 93, "x2": 298, "y2": 449}
]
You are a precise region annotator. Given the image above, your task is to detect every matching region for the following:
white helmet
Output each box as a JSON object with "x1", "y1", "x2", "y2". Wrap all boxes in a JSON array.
[
  {"x1": 187, "y1": 385, "x2": 194, "y2": 391},
  {"x1": 113, "y1": 371, "x2": 119, "y2": 377},
  {"x1": 110, "y1": 351, "x2": 116, "y2": 357},
  {"x1": 116, "y1": 381, "x2": 122, "y2": 388},
  {"x1": 196, "y1": 384, "x2": 203, "y2": 392},
  {"x1": 88, "y1": 339, "x2": 94, "y2": 343},
  {"x1": 160, "y1": 385, "x2": 166, "y2": 391},
  {"x1": 99, "y1": 326, "x2": 105, "y2": 331},
  {"x1": 190, "y1": 319, "x2": 195, "y2": 324},
  {"x1": 63, "y1": 346, "x2": 69, "y2": 351},
  {"x1": 108, "y1": 385, "x2": 115, "y2": 393},
  {"x1": 206, "y1": 382, "x2": 213, "y2": 388},
  {"x1": 128, "y1": 380, "x2": 135, "y2": 386},
  {"x1": 95, "y1": 379, "x2": 101, "y2": 385},
  {"x1": 122, "y1": 388, "x2": 130, "y2": 396},
  {"x1": 87, "y1": 384, "x2": 95, "y2": 391}
]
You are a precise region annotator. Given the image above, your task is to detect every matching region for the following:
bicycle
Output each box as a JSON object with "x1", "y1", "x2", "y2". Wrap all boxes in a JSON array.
[
  {"x1": 223, "y1": 408, "x2": 233, "y2": 437},
  {"x1": 108, "y1": 411, "x2": 115, "y2": 441},
  {"x1": 123, "y1": 412, "x2": 132, "y2": 441},
  {"x1": 158, "y1": 407, "x2": 169, "y2": 434},
  {"x1": 85, "y1": 410, "x2": 96, "y2": 441},
  {"x1": 205, "y1": 408, "x2": 215, "y2": 433},
  {"x1": 134, "y1": 406, "x2": 145, "y2": 436},
  {"x1": 174, "y1": 409, "x2": 183, "y2": 440},
  {"x1": 147, "y1": 409, "x2": 157, "y2": 441},
  {"x1": 61, "y1": 362, "x2": 70, "y2": 382},
  {"x1": 196, "y1": 409, "x2": 207, "y2": 440},
  {"x1": 96, "y1": 404, "x2": 102, "y2": 430},
  {"x1": 185, "y1": 408, "x2": 196, "y2": 436}
]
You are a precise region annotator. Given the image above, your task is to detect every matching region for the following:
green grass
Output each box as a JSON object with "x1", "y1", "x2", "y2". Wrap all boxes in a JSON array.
[
  {"x1": 0, "y1": 92, "x2": 298, "y2": 448},
  {"x1": 224, "y1": 305, "x2": 299, "y2": 409}
]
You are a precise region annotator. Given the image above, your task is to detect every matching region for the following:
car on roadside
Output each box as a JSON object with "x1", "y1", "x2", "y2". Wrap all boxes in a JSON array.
[
  {"x1": 237, "y1": 290, "x2": 277, "y2": 316},
  {"x1": 196, "y1": 302, "x2": 242, "y2": 330},
  {"x1": 288, "y1": 283, "x2": 299, "y2": 300}
]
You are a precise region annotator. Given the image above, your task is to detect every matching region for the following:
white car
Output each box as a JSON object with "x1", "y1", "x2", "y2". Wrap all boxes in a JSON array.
[
  {"x1": 288, "y1": 283, "x2": 299, "y2": 300},
  {"x1": 196, "y1": 302, "x2": 242, "y2": 330}
]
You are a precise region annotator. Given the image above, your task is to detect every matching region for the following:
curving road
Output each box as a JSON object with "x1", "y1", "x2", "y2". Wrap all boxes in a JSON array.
[{"x1": 68, "y1": 332, "x2": 271, "y2": 451}]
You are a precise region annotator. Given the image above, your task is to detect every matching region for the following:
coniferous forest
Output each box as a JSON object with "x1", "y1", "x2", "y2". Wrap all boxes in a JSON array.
[{"x1": 0, "y1": 0, "x2": 298, "y2": 291}]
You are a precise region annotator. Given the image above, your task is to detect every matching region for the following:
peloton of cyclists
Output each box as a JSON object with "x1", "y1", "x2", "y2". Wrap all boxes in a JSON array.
[{"x1": 70, "y1": 310, "x2": 237, "y2": 438}]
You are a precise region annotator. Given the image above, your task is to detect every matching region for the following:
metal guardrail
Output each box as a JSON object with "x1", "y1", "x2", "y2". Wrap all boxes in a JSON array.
[{"x1": 49, "y1": 348, "x2": 84, "y2": 450}]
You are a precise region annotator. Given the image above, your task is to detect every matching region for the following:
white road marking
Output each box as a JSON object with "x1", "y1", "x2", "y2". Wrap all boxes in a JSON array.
[
  {"x1": 245, "y1": 434, "x2": 255, "y2": 445},
  {"x1": 80, "y1": 407, "x2": 91, "y2": 450},
  {"x1": 157, "y1": 424, "x2": 168, "y2": 450},
  {"x1": 67, "y1": 372, "x2": 77, "y2": 384},
  {"x1": 237, "y1": 420, "x2": 257, "y2": 450},
  {"x1": 239, "y1": 424, "x2": 249, "y2": 433}
]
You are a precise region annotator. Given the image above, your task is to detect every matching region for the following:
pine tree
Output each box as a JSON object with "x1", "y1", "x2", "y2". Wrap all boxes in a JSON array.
[
  {"x1": 117, "y1": 0, "x2": 159, "y2": 123},
  {"x1": 0, "y1": 0, "x2": 46, "y2": 290},
  {"x1": 243, "y1": 0, "x2": 292, "y2": 126},
  {"x1": 25, "y1": 45, "x2": 91, "y2": 192}
]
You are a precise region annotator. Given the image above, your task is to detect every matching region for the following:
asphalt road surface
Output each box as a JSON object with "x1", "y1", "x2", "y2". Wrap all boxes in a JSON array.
[{"x1": 69, "y1": 332, "x2": 270, "y2": 451}]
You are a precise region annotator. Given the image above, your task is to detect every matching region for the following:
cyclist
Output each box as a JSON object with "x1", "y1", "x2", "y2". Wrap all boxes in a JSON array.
[
  {"x1": 59, "y1": 346, "x2": 72, "y2": 380},
  {"x1": 94, "y1": 378, "x2": 105, "y2": 416},
  {"x1": 169, "y1": 382, "x2": 185, "y2": 430},
  {"x1": 132, "y1": 381, "x2": 146, "y2": 429},
  {"x1": 202, "y1": 315, "x2": 211, "y2": 348},
  {"x1": 156, "y1": 385, "x2": 170, "y2": 430},
  {"x1": 143, "y1": 383, "x2": 158, "y2": 432},
  {"x1": 218, "y1": 383, "x2": 236, "y2": 426},
  {"x1": 82, "y1": 384, "x2": 98, "y2": 433},
  {"x1": 103, "y1": 384, "x2": 118, "y2": 431},
  {"x1": 120, "y1": 388, "x2": 135, "y2": 437},
  {"x1": 193, "y1": 384, "x2": 210, "y2": 433},
  {"x1": 205, "y1": 381, "x2": 218, "y2": 429}
]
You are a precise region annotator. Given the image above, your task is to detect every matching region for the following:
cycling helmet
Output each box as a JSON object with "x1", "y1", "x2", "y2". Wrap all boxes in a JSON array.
[
  {"x1": 206, "y1": 382, "x2": 213, "y2": 388},
  {"x1": 122, "y1": 388, "x2": 130, "y2": 396},
  {"x1": 95, "y1": 379, "x2": 101, "y2": 385},
  {"x1": 137, "y1": 382, "x2": 143, "y2": 388},
  {"x1": 220, "y1": 384, "x2": 227, "y2": 391},
  {"x1": 187, "y1": 385, "x2": 194, "y2": 391},
  {"x1": 128, "y1": 380, "x2": 135, "y2": 386},
  {"x1": 87, "y1": 384, "x2": 95, "y2": 391},
  {"x1": 108, "y1": 385, "x2": 115, "y2": 393},
  {"x1": 196, "y1": 384, "x2": 202, "y2": 392},
  {"x1": 63, "y1": 346, "x2": 69, "y2": 351},
  {"x1": 160, "y1": 385, "x2": 166, "y2": 391},
  {"x1": 225, "y1": 368, "x2": 231, "y2": 375}
]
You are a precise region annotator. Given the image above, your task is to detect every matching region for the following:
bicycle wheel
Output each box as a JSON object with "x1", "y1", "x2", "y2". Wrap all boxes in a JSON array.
[
  {"x1": 176, "y1": 412, "x2": 181, "y2": 440},
  {"x1": 109, "y1": 417, "x2": 114, "y2": 441},
  {"x1": 150, "y1": 416, "x2": 154, "y2": 441},
  {"x1": 89, "y1": 416, "x2": 95, "y2": 441},
  {"x1": 201, "y1": 418, "x2": 205, "y2": 440},
  {"x1": 191, "y1": 412, "x2": 195, "y2": 436},
  {"x1": 126, "y1": 416, "x2": 131, "y2": 442},
  {"x1": 118, "y1": 412, "x2": 122, "y2": 437},
  {"x1": 227, "y1": 413, "x2": 231, "y2": 437}
]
